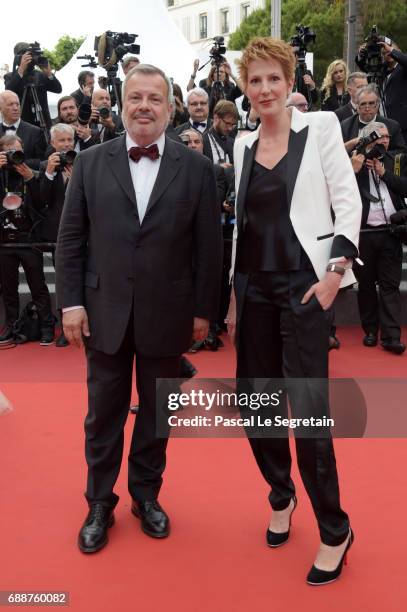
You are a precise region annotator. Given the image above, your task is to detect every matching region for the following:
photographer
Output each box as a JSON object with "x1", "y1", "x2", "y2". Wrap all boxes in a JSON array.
[
  {"x1": 0, "y1": 134, "x2": 54, "y2": 345},
  {"x1": 351, "y1": 122, "x2": 407, "y2": 354},
  {"x1": 0, "y1": 90, "x2": 46, "y2": 168},
  {"x1": 341, "y1": 84, "x2": 406, "y2": 154},
  {"x1": 176, "y1": 88, "x2": 211, "y2": 135},
  {"x1": 203, "y1": 100, "x2": 238, "y2": 165},
  {"x1": 55, "y1": 95, "x2": 99, "y2": 152},
  {"x1": 70, "y1": 70, "x2": 95, "y2": 108},
  {"x1": 356, "y1": 36, "x2": 407, "y2": 141},
  {"x1": 89, "y1": 89, "x2": 123, "y2": 143},
  {"x1": 293, "y1": 57, "x2": 318, "y2": 106},
  {"x1": 4, "y1": 42, "x2": 62, "y2": 130}
]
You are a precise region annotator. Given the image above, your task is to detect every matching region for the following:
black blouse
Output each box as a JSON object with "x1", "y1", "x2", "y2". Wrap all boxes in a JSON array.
[{"x1": 238, "y1": 156, "x2": 312, "y2": 272}]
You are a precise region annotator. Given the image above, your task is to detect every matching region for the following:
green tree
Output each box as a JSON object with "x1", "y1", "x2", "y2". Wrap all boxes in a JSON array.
[
  {"x1": 228, "y1": 0, "x2": 272, "y2": 50},
  {"x1": 44, "y1": 35, "x2": 85, "y2": 71}
]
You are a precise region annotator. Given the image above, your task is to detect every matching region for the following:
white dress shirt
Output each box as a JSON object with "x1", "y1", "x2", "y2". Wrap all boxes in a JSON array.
[
  {"x1": 63, "y1": 131, "x2": 165, "y2": 313},
  {"x1": 1, "y1": 119, "x2": 20, "y2": 132},
  {"x1": 367, "y1": 170, "x2": 397, "y2": 226},
  {"x1": 126, "y1": 132, "x2": 165, "y2": 223}
]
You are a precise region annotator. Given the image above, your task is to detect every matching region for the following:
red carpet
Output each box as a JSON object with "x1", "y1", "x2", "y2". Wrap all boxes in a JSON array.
[{"x1": 1, "y1": 327, "x2": 406, "y2": 611}]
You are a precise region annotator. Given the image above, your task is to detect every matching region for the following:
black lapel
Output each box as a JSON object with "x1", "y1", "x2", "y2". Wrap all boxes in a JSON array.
[
  {"x1": 237, "y1": 142, "x2": 257, "y2": 232},
  {"x1": 286, "y1": 126, "x2": 309, "y2": 212},
  {"x1": 107, "y1": 135, "x2": 138, "y2": 209},
  {"x1": 144, "y1": 137, "x2": 181, "y2": 216}
]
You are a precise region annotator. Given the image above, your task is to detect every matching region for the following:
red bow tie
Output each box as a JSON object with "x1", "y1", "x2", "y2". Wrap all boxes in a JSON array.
[{"x1": 128, "y1": 144, "x2": 160, "y2": 162}]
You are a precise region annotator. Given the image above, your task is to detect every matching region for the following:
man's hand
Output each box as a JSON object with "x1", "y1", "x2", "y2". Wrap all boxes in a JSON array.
[
  {"x1": 345, "y1": 137, "x2": 361, "y2": 153},
  {"x1": 301, "y1": 272, "x2": 342, "y2": 311},
  {"x1": 226, "y1": 289, "x2": 237, "y2": 345},
  {"x1": 40, "y1": 60, "x2": 53, "y2": 77},
  {"x1": 14, "y1": 163, "x2": 34, "y2": 181},
  {"x1": 62, "y1": 308, "x2": 90, "y2": 348},
  {"x1": 46, "y1": 152, "x2": 61, "y2": 175},
  {"x1": 76, "y1": 123, "x2": 91, "y2": 141},
  {"x1": 17, "y1": 52, "x2": 32, "y2": 77},
  {"x1": 193, "y1": 59, "x2": 199, "y2": 73},
  {"x1": 367, "y1": 158, "x2": 385, "y2": 177},
  {"x1": 193, "y1": 317, "x2": 209, "y2": 341},
  {"x1": 379, "y1": 41, "x2": 394, "y2": 55},
  {"x1": 303, "y1": 74, "x2": 316, "y2": 90},
  {"x1": 62, "y1": 165, "x2": 73, "y2": 181},
  {"x1": 0, "y1": 152, "x2": 8, "y2": 168},
  {"x1": 81, "y1": 83, "x2": 93, "y2": 98},
  {"x1": 100, "y1": 114, "x2": 115, "y2": 130},
  {"x1": 351, "y1": 152, "x2": 365, "y2": 173},
  {"x1": 90, "y1": 107, "x2": 100, "y2": 123}
]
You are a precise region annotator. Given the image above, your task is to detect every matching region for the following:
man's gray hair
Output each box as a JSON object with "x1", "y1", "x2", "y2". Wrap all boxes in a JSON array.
[
  {"x1": 122, "y1": 55, "x2": 140, "y2": 71},
  {"x1": 180, "y1": 128, "x2": 203, "y2": 141},
  {"x1": 186, "y1": 87, "x2": 209, "y2": 105},
  {"x1": 122, "y1": 63, "x2": 173, "y2": 105},
  {"x1": 357, "y1": 83, "x2": 380, "y2": 104},
  {"x1": 50, "y1": 123, "x2": 75, "y2": 139},
  {"x1": 347, "y1": 71, "x2": 368, "y2": 86},
  {"x1": 361, "y1": 121, "x2": 388, "y2": 139},
  {"x1": 0, "y1": 90, "x2": 19, "y2": 106},
  {"x1": 0, "y1": 133, "x2": 23, "y2": 150}
]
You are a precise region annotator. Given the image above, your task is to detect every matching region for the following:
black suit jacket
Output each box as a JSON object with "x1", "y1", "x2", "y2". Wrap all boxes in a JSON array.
[
  {"x1": 55, "y1": 134, "x2": 223, "y2": 356},
  {"x1": 335, "y1": 102, "x2": 355, "y2": 123},
  {"x1": 0, "y1": 120, "x2": 46, "y2": 170},
  {"x1": 4, "y1": 70, "x2": 62, "y2": 129},
  {"x1": 202, "y1": 130, "x2": 234, "y2": 164},
  {"x1": 355, "y1": 152, "x2": 407, "y2": 226},
  {"x1": 341, "y1": 114, "x2": 407, "y2": 153},
  {"x1": 39, "y1": 160, "x2": 69, "y2": 242}
]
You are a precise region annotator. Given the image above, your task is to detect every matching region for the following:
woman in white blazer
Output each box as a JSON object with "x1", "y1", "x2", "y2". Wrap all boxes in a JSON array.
[{"x1": 226, "y1": 38, "x2": 362, "y2": 585}]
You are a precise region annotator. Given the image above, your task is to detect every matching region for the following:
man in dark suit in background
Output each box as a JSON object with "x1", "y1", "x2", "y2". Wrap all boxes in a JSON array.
[
  {"x1": 335, "y1": 72, "x2": 368, "y2": 122},
  {"x1": 202, "y1": 99, "x2": 238, "y2": 165},
  {"x1": 175, "y1": 88, "x2": 211, "y2": 135},
  {"x1": 0, "y1": 90, "x2": 46, "y2": 168},
  {"x1": 4, "y1": 42, "x2": 62, "y2": 130},
  {"x1": 341, "y1": 84, "x2": 406, "y2": 154},
  {"x1": 56, "y1": 64, "x2": 222, "y2": 553}
]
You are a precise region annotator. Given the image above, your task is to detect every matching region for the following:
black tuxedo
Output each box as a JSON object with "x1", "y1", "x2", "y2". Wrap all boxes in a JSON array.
[
  {"x1": 55, "y1": 134, "x2": 222, "y2": 505},
  {"x1": 202, "y1": 129, "x2": 234, "y2": 164},
  {"x1": 353, "y1": 152, "x2": 407, "y2": 341},
  {"x1": 4, "y1": 70, "x2": 62, "y2": 129},
  {"x1": 39, "y1": 161, "x2": 69, "y2": 242},
  {"x1": 335, "y1": 102, "x2": 355, "y2": 123},
  {"x1": 89, "y1": 113, "x2": 123, "y2": 144},
  {"x1": 175, "y1": 118, "x2": 212, "y2": 136},
  {"x1": 0, "y1": 120, "x2": 46, "y2": 169},
  {"x1": 340, "y1": 113, "x2": 407, "y2": 153}
]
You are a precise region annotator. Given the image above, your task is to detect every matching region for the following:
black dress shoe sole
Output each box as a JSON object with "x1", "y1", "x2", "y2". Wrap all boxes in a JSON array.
[
  {"x1": 131, "y1": 506, "x2": 170, "y2": 539},
  {"x1": 77, "y1": 514, "x2": 115, "y2": 554}
]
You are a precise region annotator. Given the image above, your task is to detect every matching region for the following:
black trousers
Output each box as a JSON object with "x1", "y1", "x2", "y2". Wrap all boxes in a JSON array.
[
  {"x1": 236, "y1": 269, "x2": 349, "y2": 546},
  {"x1": 0, "y1": 247, "x2": 53, "y2": 327},
  {"x1": 354, "y1": 230, "x2": 403, "y2": 341},
  {"x1": 84, "y1": 314, "x2": 181, "y2": 508}
]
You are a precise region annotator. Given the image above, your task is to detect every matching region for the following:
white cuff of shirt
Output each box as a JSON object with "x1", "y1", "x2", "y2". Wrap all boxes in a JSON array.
[
  {"x1": 45, "y1": 171, "x2": 56, "y2": 181},
  {"x1": 62, "y1": 305, "x2": 85, "y2": 313}
]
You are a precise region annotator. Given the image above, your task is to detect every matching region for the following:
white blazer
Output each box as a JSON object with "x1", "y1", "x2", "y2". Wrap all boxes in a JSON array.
[{"x1": 231, "y1": 108, "x2": 362, "y2": 288}]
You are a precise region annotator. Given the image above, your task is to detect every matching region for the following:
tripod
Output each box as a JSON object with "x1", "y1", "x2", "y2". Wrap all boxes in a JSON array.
[
  {"x1": 294, "y1": 58, "x2": 312, "y2": 107},
  {"x1": 20, "y1": 80, "x2": 49, "y2": 144},
  {"x1": 368, "y1": 70, "x2": 387, "y2": 117},
  {"x1": 105, "y1": 65, "x2": 123, "y2": 115}
]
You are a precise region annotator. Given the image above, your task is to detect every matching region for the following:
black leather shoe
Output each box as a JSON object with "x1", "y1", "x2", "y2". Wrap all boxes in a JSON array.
[
  {"x1": 0, "y1": 324, "x2": 14, "y2": 343},
  {"x1": 129, "y1": 404, "x2": 139, "y2": 414},
  {"x1": 381, "y1": 339, "x2": 406, "y2": 355},
  {"x1": 306, "y1": 529, "x2": 354, "y2": 586},
  {"x1": 131, "y1": 500, "x2": 170, "y2": 538},
  {"x1": 266, "y1": 496, "x2": 297, "y2": 548},
  {"x1": 55, "y1": 332, "x2": 69, "y2": 347},
  {"x1": 363, "y1": 333, "x2": 378, "y2": 347},
  {"x1": 40, "y1": 329, "x2": 54, "y2": 346},
  {"x1": 78, "y1": 504, "x2": 115, "y2": 553}
]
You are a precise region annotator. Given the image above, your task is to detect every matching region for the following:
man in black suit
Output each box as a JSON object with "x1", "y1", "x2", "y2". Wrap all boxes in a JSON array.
[
  {"x1": 70, "y1": 70, "x2": 95, "y2": 108},
  {"x1": 175, "y1": 88, "x2": 211, "y2": 135},
  {"x1": 202, "y1": 99, "x2": 238, "y2": 165},
  {"x1": 4, "y1": 43, "x2": 62, "y2": 130},
  {"x1": 89, "y1": 89, "x2": 123, "y2": 143},
  {"x1": 54, "y1": 96, "x2": 99, "y2": 152},
  {"x1": 56, "y1": 64, "x2": 222, "y2": 553},
  {"x1": 351, "y1": 122, "x2": 406, "y2": 354},
  {"x1": 0, "y1": 91, "x2": 46, "y2": 168},
  {"x1": 341, "y1": 84, "x2": 406, "y2": 154},
  {"x1": 335, "y1": 72, "x2": 367, "y2": 122}
]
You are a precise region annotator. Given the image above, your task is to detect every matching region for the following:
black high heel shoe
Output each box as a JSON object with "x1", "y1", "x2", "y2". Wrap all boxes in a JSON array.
[
  {"x1": 306, "y1": 528, "x2": 354, "y2": 586},
  {"x1": 266, "y1": 496, "x2": 297, "y2": 548}
]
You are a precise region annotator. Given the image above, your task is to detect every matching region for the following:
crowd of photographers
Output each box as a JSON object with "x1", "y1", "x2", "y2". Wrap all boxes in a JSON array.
[{"x1": 0, "y1": 28, "x2": 407, "y2": 354}]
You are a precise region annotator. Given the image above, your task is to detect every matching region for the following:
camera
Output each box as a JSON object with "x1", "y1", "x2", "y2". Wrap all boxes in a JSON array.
[
  {"x1": 362, "y1": 26, "x2": 392, "y2": 74},
  {"x1": 209, "y1": 36, "x2": 227, "y2": 65},
  {"x1": 95, "y1": 31, "x2": 140, "y2": 68},
  {"x1": 290, "y1": 25, "x2": 316, "y2": 61},
  {"x1": 5, "y1": 150, "x2": 25, "y2": 166},
  {"x1": 16, "y1": 42, "x2": 48, "y2": 71},
  {"x1": 57, "y1": 150, "x2": 76, "y2": 170},
  {"x1": 354, "y1": 130, "x2": 380, "y2": 155},
  {"x1": 365, "y1": 143, "x2": 386, "y2": 161},
  {"x1": 98, "y1": 106, "x2": 111, "y2": 120},
  {"x1": 77, "y1": 103, "x2": 92, "y2": 126}
]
